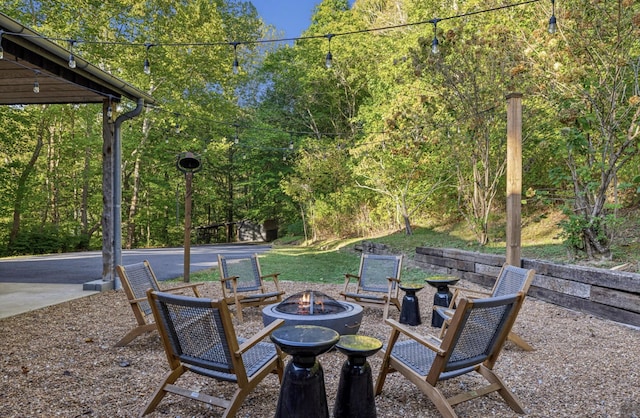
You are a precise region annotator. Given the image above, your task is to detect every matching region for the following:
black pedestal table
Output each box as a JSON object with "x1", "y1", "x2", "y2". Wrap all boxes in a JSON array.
[
  {"x1": 270, "y1": 325, "x2": 340, "y2": 418},
  {"x1": 425, "y1": 276, "x2": 460, "y2": 327},
  {"x1": 399, "y1": 283, "x2": 424, "y2": 326},
  {"x1": 333, "y1": 334, "x2": 383, "y2": 418}
]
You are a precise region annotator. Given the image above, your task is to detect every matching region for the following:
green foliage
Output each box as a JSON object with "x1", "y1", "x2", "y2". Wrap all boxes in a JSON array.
[
  {"x1": 4, "y1": 224, "x2": 90, "y2": 256},
  {"x1": 2, "y1": 0, "x2": 640, "y2": 263}
]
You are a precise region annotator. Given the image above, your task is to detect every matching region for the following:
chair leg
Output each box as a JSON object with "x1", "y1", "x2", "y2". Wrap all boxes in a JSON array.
[
  {"x1": 140, "y1": 366, "x2": 186, "y2": 416},
  {"x1": 508, "y1": 331, "x2": 535, "y2": 351},
  {"x1": 223, "y1": 387, "x2": 250, "y2": 418},
  {"x1": 115, "y1": 323, "x2": 157, "y2": 347},
  {"x1": 477, "y1": 365, "x2": 525, "y2": 414},
  {"x1": 416, "y1": 380, "x2": 459, "y2": 418}
]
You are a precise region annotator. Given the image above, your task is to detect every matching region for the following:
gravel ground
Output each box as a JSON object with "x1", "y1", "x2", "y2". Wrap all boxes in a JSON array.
[{"x1": 1, "y1": 280, "x2": 639, "y2": 417}]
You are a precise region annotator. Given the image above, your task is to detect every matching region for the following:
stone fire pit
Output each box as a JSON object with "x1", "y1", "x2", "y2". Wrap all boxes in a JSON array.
[{"x1": 262, "y1": 290, "x2": 363, "y2": 335}]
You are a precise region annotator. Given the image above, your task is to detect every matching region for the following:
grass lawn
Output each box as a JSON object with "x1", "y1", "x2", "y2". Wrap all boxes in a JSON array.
[{"x1": 183, "y1": 207, "x2": 639, "y2": 285}]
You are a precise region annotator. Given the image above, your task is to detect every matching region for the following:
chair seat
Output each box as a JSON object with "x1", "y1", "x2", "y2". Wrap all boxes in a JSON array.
[
  {"x1": 389, "y1": 340, "x2": 476, "y2": 381},
  {"x1": 241, "y1": 290, "x2": 285, "y2": 301},
  {"x1": 187, "y1": 340, "x2": 279, "y2": 382},
  {"x1": 341, "y1": 292, "x2": 387, "y2": 302}
]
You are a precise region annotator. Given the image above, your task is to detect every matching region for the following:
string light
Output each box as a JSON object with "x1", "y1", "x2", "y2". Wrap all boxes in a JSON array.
[
  {"x1": 325, "y1": 34, "x2": 333, "y2": 69},
  {"x1": 0, "y1": 30, "x2": 4, "y2": 60},
  {"x1": 143, "y1": 43, "x2": 153, "y2": 74},
  {"x1": 107, "y1": 97, "x2": 113, "y2": 119},
  {"x1": 231, "y1": 42, "x2": 240, "y2": 74},
  {"x1": 430, "y1": 19, "x2": 440, "y2": 54},
  {"x1": 67, "y1": 39, "x2": 76, "y2": 68},
  {"x1": 0, "y1": 0, "x2": 553, "y2": 74},
  {"x1": 33, "y1": 70, "x2": 40, "y2": 93},
  {"x1": 548, "y1": 0, "x2": 557, "y2": 34},
  {"x1": 233, "y1": 123, "x2": 240, "y2": 144}
]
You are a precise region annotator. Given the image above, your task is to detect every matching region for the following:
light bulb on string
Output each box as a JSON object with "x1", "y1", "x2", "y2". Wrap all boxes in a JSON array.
[
  {"x1": 0, "y1": 30, "x2": 4, "y2": 60},
  {"x1": 33, "y1": 71, "x2": 40, "y2": 93},
  {"x1": 325, "y1": 34, "x2": 334, "y2": 68},
  {"x1": 68, "y1": 40, "x2": 76, "y2": 68},
  {"x1": 548, "y1": 0, "x2": 557, "y2": 34},
  {"x1": 430, "y1": 19, "x2": 440, "y2": 54},
  {"x1": 231, "y1": 42, "x2": 240, "y2": 74},
  {"x1": 107, "y1": 98, "x2": 113, "y2": 120},
  {"x1": 143, "y1": 43, "x2": 153, "y2": 75}
]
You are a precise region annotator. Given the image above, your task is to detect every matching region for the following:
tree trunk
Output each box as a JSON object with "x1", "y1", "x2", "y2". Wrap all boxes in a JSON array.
[{"x1": 9, "y1": 120, "x2": 45, "y2": 246}]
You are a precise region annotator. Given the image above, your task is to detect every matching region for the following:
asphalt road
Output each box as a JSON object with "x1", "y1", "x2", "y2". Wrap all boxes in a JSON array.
[{"x1": 0, "y1": 244, "x2": 272, "y2": 284}]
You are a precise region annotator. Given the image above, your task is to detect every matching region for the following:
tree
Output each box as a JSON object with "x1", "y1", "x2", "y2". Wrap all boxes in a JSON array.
[
  {"x1": 410, "y1": 8, "x2": 526, "y2": 244},
  {"x1": 525, "y1": 0, "x2": 640, "y2": 259}
]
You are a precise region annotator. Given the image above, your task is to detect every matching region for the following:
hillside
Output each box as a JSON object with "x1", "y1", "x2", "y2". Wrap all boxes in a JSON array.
[{"x1": 310, "y1": 206, "x2": 640, "y2": 273}]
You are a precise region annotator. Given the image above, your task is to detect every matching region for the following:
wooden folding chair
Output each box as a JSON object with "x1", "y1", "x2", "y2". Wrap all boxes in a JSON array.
[
  {"x1": 140, "y1": 290, "x2": 284, "y2": 417},
  {"x1": 340, "y1": 253, "x2": 403, "y2": 319},
  {"x1": 435, "y1": 263, "x2": 536, "y2": 351},
  {"x1": 115, "y1": 260, "x2": 203, "y2": 347},
  {"x1": 376, "y1": 293, "x2": 527, "y2": 418},
  {"x1": 217, "y1": 253, "x2": 285, "y2": 322}
]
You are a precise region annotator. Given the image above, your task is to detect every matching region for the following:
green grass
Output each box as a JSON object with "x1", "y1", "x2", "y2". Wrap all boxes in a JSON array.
[
  {"x1": 187, "y1": 247, "x2": 428, "y2": 285},
  {"x1": 181, "y1": 208, "x2": 638, "y2": 286}
]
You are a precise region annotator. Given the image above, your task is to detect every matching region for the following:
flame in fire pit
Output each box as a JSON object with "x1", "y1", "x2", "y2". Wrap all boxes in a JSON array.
[{"x1": 276, "y1": 290, "x2": 343, "y2": 316}]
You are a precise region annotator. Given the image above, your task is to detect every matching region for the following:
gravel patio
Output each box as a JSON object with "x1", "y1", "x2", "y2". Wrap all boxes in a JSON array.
[{"x1": 1, "y1": 280, "x2": 639, "y2": 417}]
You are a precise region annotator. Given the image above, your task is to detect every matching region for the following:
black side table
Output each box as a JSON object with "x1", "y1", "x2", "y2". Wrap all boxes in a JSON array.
[
  {"x1": 425, "y1": 276, "x2": 460, "y2": 327},
  {"x1": 333, "y1": 334, "x2": 383, "y2": 418},
  {"x1": 270, "y1": 325, "x2": 340, "y2": 418},
  {"x1": 399, "y1": 283, "x2": 424, "y2": 326}
]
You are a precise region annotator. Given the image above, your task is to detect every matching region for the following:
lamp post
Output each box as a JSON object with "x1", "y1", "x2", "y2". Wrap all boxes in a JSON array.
[{"x1": 176, "y1": 151, "x2": 202, "y2": 282}]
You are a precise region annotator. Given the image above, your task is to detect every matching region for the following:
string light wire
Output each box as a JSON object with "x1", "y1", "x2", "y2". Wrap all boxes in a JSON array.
[{"x1": 0, "y1": 0, "x2": 551, "y2": 71}]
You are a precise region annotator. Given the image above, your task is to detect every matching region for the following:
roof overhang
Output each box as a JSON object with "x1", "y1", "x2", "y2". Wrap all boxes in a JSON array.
[{"x1": 0, "y1": 12, "x2": 155, "y2": 106}]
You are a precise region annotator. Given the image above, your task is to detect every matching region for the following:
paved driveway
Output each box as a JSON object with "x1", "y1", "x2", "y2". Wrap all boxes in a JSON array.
[{"x1": 0, "y1": 244, "x2": 272, "y2": 284}]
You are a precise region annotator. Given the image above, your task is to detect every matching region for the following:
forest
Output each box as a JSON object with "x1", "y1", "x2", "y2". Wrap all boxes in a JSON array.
[{"x1": 0, "y1": 0, "x2": 639, "y2": 261}]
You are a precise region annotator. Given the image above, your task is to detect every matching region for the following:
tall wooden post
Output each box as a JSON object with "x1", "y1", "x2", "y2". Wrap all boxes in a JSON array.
[
  {"x1": 177, "y1": 151, "x2": 202, "y2": 283},
  {"x1": 506, "y1": 93, "x2": 523, "y2": 266},
  {"x1": 183, "y1": 171, "x2": 193, "y2": 283}
]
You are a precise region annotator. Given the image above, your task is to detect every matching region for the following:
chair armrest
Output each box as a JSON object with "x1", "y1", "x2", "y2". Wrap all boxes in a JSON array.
[
  {"x1": 341, "y1": 274, "x2": 360, "y2": 295},
  {"x1": 434, "y1": 307, "x2": 455, "y2": 319},
  {"x1": 449, "y1": 285, "x2": 490, "y2": 297},
  {"x1": 261, "y1": 273, "x2": 283, "y2": 291},
  {"x1": 261, "y1": 272, "x2": 280, "y2": 281},
  {"x1": 385, "y1": 318, "x2": 444, "y2": 355},
  {"x1": 446, "y1": 286, "x2": 491, "y2": 308},
  {"x1": 237, "y1": 319, "x2": 285, "y2": 354},
  {"x1": 129, "y1": 296, "x2": 148, "y2": 304},
  {"x1": 220, "y1": 275, "x2": 239, "y2": 283},
  {"x1": 163, "y1": 282, "x2": 203, "y2": 293}
]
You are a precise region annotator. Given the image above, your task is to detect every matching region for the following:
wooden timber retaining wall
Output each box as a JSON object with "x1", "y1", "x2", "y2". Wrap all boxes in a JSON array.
[{"x1": 414, "y1": 246, "x2": 640, "y2": 328}]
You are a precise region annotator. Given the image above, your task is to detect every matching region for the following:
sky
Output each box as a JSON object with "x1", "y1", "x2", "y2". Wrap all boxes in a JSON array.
[{"x1": 249, "y1": 1, "x2": 354, "y2": 39}]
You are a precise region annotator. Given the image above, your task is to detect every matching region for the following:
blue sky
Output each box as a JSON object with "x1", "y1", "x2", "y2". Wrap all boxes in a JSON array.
[{"x1": 250, "y1": 1, "x2": 354, "y2": 39}]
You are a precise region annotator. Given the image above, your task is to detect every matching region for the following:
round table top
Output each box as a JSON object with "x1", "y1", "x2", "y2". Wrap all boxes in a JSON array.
[
  {"x1": 335, "y1": 334, "x2": 382, "y2": 357},
  {"x1": 399, "y1": 283, "x2": 425, "y2": 292},
  {"x1": 270, "y1": 325, "x2": 340, "y2": 357},
  {"x1": 425, "y1": 276, "x2": 460, "y2": 288}
]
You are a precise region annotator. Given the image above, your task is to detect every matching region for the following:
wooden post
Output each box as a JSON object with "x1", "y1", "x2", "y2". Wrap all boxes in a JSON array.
[
  {"x1": 101, "y1": 99, "x2": 115, "y2": 283},
  {"x1": 506, "y1": 93, "x2": 523, "y2": 266},
  {"x1": 183, "y1": 171, "x2": 193, "y2": 282}
]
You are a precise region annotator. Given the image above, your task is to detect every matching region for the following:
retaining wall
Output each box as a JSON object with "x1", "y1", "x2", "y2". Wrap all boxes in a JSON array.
[{"x1": 414, "y1": 246, "x2": 640, "y2": 328}]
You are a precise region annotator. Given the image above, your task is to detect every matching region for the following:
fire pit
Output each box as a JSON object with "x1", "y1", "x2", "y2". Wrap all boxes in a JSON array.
[{"x1": 262, "y1": 290, "x2": 363, "y2": 335}]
